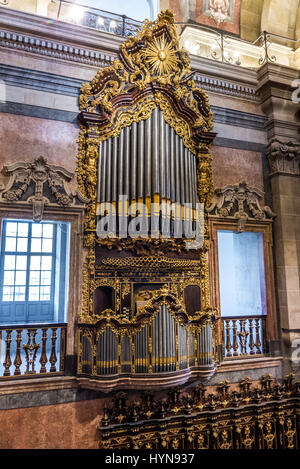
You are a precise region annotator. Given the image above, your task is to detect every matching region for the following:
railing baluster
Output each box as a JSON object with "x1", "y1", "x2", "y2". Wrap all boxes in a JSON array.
[
  {"x1": 13, "y1": 329, "x2": 22, "y2": 375},
  {"x1": 238, "y1": 319, "x2": 249, "y2": 356},
  {"x1": 49, "y1": 328, "x2": 58, "y2": 372},
  {"x1": 249, "y1": 319, "x2": 255, "y2": 355},
  {"x1": 59, "y1": 327, "x2": 66, "y2": 372},
  {"x1": 39, "y1": 328, "x2": 48, "y2": 373},
  {"x1": 232, "y1": 320, "x2": 239, "y2": 356},
  {"x1": 3, "y1": 329, "x2": 12, "y2": 377},
  {"x1": 23, "y1": 329, "x2": 40, "y2": 374},
  {"x1": 225, "y1": 320, "x2": 232, "y2": 357},
  {"x1": 255, "y1": 319, "x2": 262, "y2": 354}
]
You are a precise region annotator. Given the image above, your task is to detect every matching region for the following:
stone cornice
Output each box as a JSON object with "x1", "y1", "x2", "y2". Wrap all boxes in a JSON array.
[{"x1": 0, "y1": 6, "x2": 123, "y2": 53}]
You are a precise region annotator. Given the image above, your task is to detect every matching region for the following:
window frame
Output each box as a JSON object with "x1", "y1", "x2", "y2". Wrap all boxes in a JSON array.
[
  {"x1": 0, "y1": 219, "x2": 72, "y2": 325},
  {"x1": 0, "y1": 219, "x2": 57, "y2": 306},
  {"x1": 208, "y1": 218, "x2": 278, "y2": 356}
]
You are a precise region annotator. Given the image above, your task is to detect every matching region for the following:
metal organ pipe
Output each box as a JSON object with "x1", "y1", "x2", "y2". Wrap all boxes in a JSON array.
[
  {"x1": 130, "y1": 121, "x2": 137, "y2": 206},
  {"x1": 97, "y1": 107, "x2": 199, "y2": 238},
  {"x1": 137, "y1": 119, "x2": 145, "y2": 203},
  {"x1": 151, "y1": 107, "x2": 159, "y2": 198}
]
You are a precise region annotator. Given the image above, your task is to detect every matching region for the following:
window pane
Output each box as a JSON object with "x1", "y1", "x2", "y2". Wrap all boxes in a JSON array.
[
  {"x1": 15, "y1": 271, "x2": 26, "y2": 285},
  {"x1": 17, "y1": 223, "x2": 28, "y2": 237},
  {"x1": 29, "y1": 286, "x2": 39, "y2": 301},
  {"x1": 29, "y1": 271, "x2": 40, "y2": 285},
  {"x1": 31, "y1": 238, "x2": 41, "y2": 252},
  {"x1": 42, "y1": 238, "x2": 52, "y2": 253},
  {"x1": 30, "y1": 256, "x2": 41, "y2": 270},
  {"x1": 1, "y1": 220, "x2": 70, "y2": 321},
  {"x1": 218, "y1": 231, "x2": 267, "y2": 317},
  {"x1": 3, "y1": 286, "x2": 14, "y2": 301},
  {"x1": 31, "y1": 224, "x2": 42, "y2": 238},
  {"x1": 40, "y1": 286, "x2": 50, "y2": 301},
  {"x1": 4, "y1": 271, "x2": 14, "y2": 285},
  {"x1": 43, "y1": 224, "x2": 53, "y2": 238},
  {"x1": 41, "y1": 256, "x2": 52, "y2": 270},
  {"x1": 41, "y1": 271, "x2": 51, "y2": 285},
  {"x1": 15, "y1": 286, "x2": 25, "y2": 301},
  {"x1": 5, "y1": 237, "x2": 16, "y2": 252},
  {"x1": 6, "y1": 222, "x2": 17, "y2": 236},
  {"x1": 17, "y1": 237, "x2": 28, "y2": 252},
  {"x1": 4, "y1": 255, "x2": 15, "y2": 270},
  {"x1": 16, "y1": 256, "x2": 27, "y2": 270}
]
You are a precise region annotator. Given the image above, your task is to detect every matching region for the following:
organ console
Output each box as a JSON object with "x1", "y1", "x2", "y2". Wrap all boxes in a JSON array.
[{"x1": 77, "y1": 10, "x2": 218, "y2": 391}]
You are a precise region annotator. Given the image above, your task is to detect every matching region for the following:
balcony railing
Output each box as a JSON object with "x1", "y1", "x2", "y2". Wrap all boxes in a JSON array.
[
  {"x1": 0, "y1": 323, "x2": 66, "y2": 378},
  {"x1": 1, "y1": 1, "x2": 298, "y2": 69},
  {"x1": 56, "y1": 0, "x2": 142, "y2": 37},
  {"x1": 222, "y1": 316, "x2": 266, "y2": 359}
]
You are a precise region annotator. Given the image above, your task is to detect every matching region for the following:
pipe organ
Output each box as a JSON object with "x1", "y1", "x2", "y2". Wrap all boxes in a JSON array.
[
  {"x1": 97, "y1": 107, "x2": 200, "y2": 240},
  {"x1": 77, "y1": 10, "x2": 218, "y2": 392}
]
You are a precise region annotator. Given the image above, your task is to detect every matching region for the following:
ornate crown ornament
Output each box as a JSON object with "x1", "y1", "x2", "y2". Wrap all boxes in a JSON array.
[{"x1": 79, "y1": 10, "x2": 214, "y2": 155}]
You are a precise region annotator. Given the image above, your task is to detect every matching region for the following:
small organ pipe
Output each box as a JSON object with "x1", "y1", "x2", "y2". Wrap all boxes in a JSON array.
[
  {"x1": 105, "y1": 139, "x2": 112, "y2": 205},
  {"x1": 151, "y1": 107, "x2": 159, "y2": 196},
  {"x1": 131, "y1": 121, "x2": 137, "y2": 203},
  {"x1": 137, "y1": 119, "x2": 145, "y2": 201},
  {"x1": 165, "y1": 121, "x2": 170, "y2": 201},
  {"x1": 112, "y1": 137, "x2": 118, "y2": 204},
  {"x1": 170, "y1": 128, "x2": 175, "y2": 204},
  {"x1": 159, "y1": 110, "x2": 166, "y2": 199},
  {"x1": 145, "y1": 117, "x2": 151, "y2": 201},
  {"x1": 118, "y1": 129, "x2": 124, "y2": 200}
]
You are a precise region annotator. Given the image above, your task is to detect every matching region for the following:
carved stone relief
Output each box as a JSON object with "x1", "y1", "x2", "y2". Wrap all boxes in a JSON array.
[
  {"x1": 267, "y1": 139, "x2": 300, "y2": 176},
  {"x1": 206, "y1": 181, "x2": 276, "y2": 231},
  {"x1": 0, "y1": 156, "x2": 88, "y2": 221}
]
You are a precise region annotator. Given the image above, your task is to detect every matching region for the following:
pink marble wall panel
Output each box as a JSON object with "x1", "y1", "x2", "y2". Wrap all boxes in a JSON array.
[
  {"x1": 211, "y1": 146, "x2": 264, "y2": 190},
  {"x1": 0, "y1": 113, "x2": 79, "y2": 190},
  {"x1": 0, "y1": 398, "x2": 106, "y2": 449}
]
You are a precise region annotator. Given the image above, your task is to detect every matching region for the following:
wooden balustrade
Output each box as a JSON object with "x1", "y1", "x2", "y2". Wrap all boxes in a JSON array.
[
  {"x1": 222, "y1": 316, "x2": 266, "y2": 358},
  {"x1": 0, "y1": 324, "x2": 67, "y2": 378}
]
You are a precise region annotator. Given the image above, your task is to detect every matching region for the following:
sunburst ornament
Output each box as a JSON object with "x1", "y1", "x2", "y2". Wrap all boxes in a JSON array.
[{"x1": 142, "y1": 35, "x2": 178, "y2": 76}]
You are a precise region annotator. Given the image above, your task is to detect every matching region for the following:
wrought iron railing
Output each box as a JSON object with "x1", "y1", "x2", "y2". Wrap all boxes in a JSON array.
[
  {"x1": 222, "y1": 316, "x2": 266, "y2": 358},
  {"x1": 56, "y1": 0, "x2": 142, "y2": 37},
  {"x1": 54, "y1": 1, "x2": 297, "y2": 68},
  {"x1": 0, "y1": 0, "x2": 297, "y2": 67},
  {"x1": 0, "y1": 323, "x2": 66, "y2": 378}
]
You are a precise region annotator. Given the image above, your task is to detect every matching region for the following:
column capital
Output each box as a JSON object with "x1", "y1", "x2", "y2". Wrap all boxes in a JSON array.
[{"x1": 267, "y1": 138, "x2": 300, "y2": 176}]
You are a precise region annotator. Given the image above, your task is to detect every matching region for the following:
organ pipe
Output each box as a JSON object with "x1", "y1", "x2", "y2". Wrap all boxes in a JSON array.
[{"x1": 97, "y1": 108, "x2": 199, "y2": 239}]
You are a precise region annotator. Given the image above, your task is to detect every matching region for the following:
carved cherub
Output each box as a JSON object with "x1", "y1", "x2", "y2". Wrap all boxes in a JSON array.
[
  {"x1": 208, "y1": 0, "x2": 230, "y2": 26},
  {"x1": 209, "y1": 0, "x2": 230, "y2": 14}
]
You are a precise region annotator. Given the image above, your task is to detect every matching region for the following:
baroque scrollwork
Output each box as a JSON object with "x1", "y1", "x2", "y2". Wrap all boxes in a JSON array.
[
  {"x1": 0, "y1": 156, "x2": 88, "y2": 221},
  {"x1": 206, "y1": 181, "x2": 276, "y2": 231}
]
